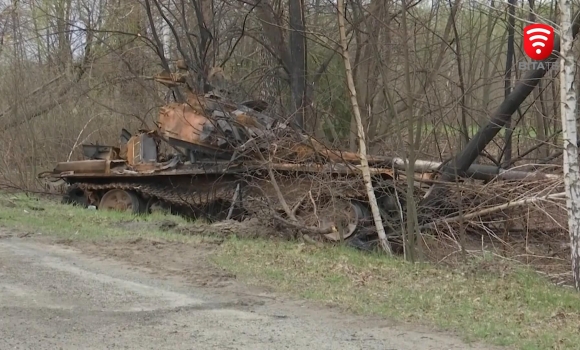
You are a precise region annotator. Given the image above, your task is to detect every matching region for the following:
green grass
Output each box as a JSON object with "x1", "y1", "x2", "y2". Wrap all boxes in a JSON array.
[
  {"x1": 0, "y1": 192, "x2": 195, "y2": 242},
  {"x1": 2, "y1": 192, "x2": 580, "y2": 350},
  {"x1": 212, "y1": 239, "x2": 580, "y2": 350}
]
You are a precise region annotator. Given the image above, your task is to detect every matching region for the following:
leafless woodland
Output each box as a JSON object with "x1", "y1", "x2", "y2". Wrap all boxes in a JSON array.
[{"x1": 0, "y1": 0, "x2": 578, "y2": 280}]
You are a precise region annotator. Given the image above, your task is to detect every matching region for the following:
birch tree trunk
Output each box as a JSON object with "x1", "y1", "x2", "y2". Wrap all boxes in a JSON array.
[
  {"x1": 162, "y1": 0, "x2": 171, "y2": 65},
  {"x1": 559, "y1": 0, "x2": 580, "y2": 291},
  {"x1": 337, "y1": 0, "x2": 392, "y2": 255}
]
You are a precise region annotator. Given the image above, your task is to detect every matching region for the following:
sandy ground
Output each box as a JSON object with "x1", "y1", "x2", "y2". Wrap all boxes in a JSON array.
[{"x1": 0, "y1": 232, "x2": 500, "y2": 350}]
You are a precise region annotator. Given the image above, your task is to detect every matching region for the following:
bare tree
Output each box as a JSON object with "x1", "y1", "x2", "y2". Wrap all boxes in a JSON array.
[
  {"x1": 558, "y1": 0, "x2": 580, "y2": 291},
  {"x1": 5, "y1": 0, "x2": 580, "y2": 287},
  {"x1": 289, "y1": 0, "x2": 307, "y2": 129},
  {"x1": 501, "y1": 0, "x2": 517, "y2": 168},
  {"x1": 337, "y1": 0, "x2": 391, "y2": 255}
]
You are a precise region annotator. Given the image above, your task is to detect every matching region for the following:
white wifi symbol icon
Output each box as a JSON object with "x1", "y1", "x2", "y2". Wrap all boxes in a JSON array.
[{"x1": 526, "y1": 27, "x2": 552, "y2": 55}]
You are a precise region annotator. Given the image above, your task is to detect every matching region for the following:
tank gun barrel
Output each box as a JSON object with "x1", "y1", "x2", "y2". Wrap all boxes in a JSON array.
[{"x1": 361, "y1": 155, "x2": 559, "y2": 182}]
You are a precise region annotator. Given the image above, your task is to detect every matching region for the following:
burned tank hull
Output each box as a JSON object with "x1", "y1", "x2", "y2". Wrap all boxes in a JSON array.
[
  {"x1": 42, "y1": 144, "x2": 403, "y2": 243},
  {"x1": 38, "y1": 69, "x2": 409, "y2": 244}
]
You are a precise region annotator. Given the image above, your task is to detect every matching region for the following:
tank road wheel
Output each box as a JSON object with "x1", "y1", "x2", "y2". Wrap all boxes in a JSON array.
[
  {"x1": 324, "y1": 200, "x2": 371, "y2": 241},
  {"x1": 98, "y1": 189, "x2": 144, "y2": 214}
]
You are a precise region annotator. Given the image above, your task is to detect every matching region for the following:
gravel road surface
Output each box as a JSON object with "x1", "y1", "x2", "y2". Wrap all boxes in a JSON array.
[{"x1": 0, "y1": 236, "x2": 498, "y2": 350}]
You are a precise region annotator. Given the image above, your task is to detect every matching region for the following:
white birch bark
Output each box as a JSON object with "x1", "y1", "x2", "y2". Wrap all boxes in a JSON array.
[
  {"x1": 558, "y1": 0, "x2": 580, "y2": 291},
  {"x1": 161, "y1": 0, "x2": 171, "y2": 65},
  {"x1": 337, "y1": 0, "x2": 392, "y2": 255}
]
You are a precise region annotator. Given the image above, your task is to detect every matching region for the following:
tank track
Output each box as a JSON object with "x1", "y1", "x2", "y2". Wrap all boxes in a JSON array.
[
  {"x1": 67, "y1": 176, "x2": 403, "y2": 232},
  {"x1": 75, "y1": 181, "x2": 239, "y2": 208}
]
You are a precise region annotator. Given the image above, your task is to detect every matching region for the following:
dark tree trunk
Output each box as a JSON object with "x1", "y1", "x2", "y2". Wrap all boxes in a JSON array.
[
  {"x1": 501, "y1": 0, "x2": 516, "y2": 167},
  {"x1": 419, "y1": 12, "x2": 580, "y2": 221},
  {"x1": 289, "y1": 0, "x2": 308, "y2": 130}
]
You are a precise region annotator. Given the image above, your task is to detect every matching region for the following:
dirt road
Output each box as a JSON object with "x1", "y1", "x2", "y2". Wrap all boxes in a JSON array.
[{"x1": 0, "y1": 235, "x2": 497, "y2": 350}]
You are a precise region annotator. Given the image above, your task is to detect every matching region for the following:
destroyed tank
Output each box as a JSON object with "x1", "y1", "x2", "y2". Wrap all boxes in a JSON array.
[{"x1": 39, "y1": 67, "x2": 408, "y2": 244}]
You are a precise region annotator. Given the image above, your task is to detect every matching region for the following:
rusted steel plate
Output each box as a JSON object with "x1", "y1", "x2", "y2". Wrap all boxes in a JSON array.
[{"x1": 158, "y1": 103, "x2": 207, "y2": 145}]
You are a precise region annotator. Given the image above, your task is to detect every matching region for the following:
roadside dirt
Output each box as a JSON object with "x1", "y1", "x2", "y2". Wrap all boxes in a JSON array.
[
  {"x1": 59, "y1": 236, "x2": 238, "y2": 288},
  {"x1": 0, "y1": 228, "x2": 504, "y2": 350}
]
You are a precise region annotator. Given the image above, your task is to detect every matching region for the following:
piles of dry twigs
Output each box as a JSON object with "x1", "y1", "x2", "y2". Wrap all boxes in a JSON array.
[{"x1": 417, "y1": 176, "x2": 571, "y2": 284}]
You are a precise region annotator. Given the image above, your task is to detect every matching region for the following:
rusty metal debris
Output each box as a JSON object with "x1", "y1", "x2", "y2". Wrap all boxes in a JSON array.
[{"x1": 38, "y1": 67, "x2": 560, "y2": 246}]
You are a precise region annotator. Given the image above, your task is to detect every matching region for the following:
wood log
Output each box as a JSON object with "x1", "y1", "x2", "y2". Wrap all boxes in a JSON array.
[{"x1": 430, "y1": 11, "x2": 580, "y2": 183}]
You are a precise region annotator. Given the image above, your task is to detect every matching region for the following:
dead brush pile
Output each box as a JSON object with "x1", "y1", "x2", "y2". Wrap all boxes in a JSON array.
[{"x1": 418, "y1": 177, "x2": 571, "y2": 285}]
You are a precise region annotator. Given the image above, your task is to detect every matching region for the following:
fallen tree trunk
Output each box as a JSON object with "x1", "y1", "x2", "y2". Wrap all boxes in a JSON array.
[
  {"x1": 435, "y1": 14, "x2": 580, "y2": 183},
  {"x1": 419, "y1": 12, "x2": 580, "y2": 219}
]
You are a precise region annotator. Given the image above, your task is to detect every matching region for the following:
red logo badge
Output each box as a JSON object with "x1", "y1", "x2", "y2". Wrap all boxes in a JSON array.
[{"x1": 523, "y1": 23, "x2": 555, "y2": 61}]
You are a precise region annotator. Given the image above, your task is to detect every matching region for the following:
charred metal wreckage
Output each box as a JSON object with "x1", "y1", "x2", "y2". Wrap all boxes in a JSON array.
[
  {"x1": 37, "y1": 65, "x2": 406, "y2": 244},
  {"x1": 39, "y1": 62, "x2": 561, "y2": 246}
]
